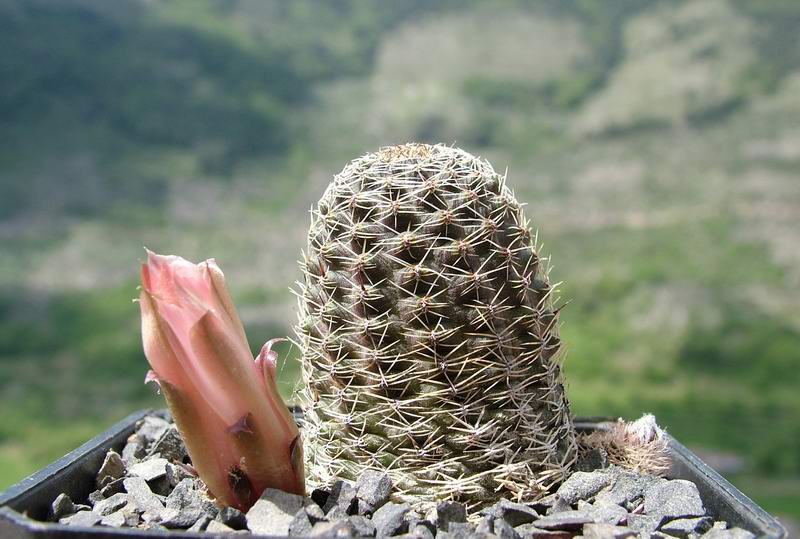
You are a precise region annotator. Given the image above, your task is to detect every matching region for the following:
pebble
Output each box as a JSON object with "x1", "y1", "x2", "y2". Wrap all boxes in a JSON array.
[
  {"x1": 122, "y1": 476, "x2": 164, "y2": 513},
  {"x1": 481, "y1": 498, "x2": 540, "y2": 527},
  {"x1": 121, "y1": 433, "x2": 146, "y2": 465},
  {"x1": 582, "y1": 522, "x2": 637, "y2": 538},
  {"x1": 100, "y1": 477, "x2": 125, "y2": 498},
  {"x1": 311, "y1": 486, "x2": 330, "y2": 508},
  {"x1": 661, "y1": 516, "x2": 713, "y2": 537},
  {"x1": 99, "y1": 506, "x2": 138, "y2": 527},
  {"x1": 135, "y1": 416, "x2": 170, "y2": 443},
  {"x1": 59, "y1": 510, "x2": 102, "y2": 527},
  {"x1": 407, "y1": 518, "x2": 434, "y2": 539},
  {"x1": 50, "y1": 493, "x2": 77, "y2": 520},
  {"x1": 323, "y1": 479, "x2": 358, "y2": 516},
  {"x1": 310, "y1": 520, "x2": 355, "y2": 537},
  {"x1": 128, "y1": 457, "x2": 168, "y2": 482},
  {"x1": 627, "y1": 513, "x2": 664, "y2": 534},
  {"x1": 556, "y1": 471, "x2": 613, "y2": 505},
  {"x1": 217, "y1": 505, "x2": 248, "y2": 529},
  {"x1": 92, "y1": 492, "x2": 129, "y2": 516},
  {"x1": 349, "y1": 514, "x2": 378, "y2": 537},
  {"x1": 165, "y1": 461, "x2": 193, "y2": 487},
  {"x1": 96, "y1": 450, "x2": 126, "y2": 487},
  {"x1": 206, "y1": 519, "x2": 236, "y2": 533},
  {"x1": 147, "y1": 425, "x2": 186, "y2": 462},
  {"x1": 594, "y1": 468, "x2": 653, "y2": 507},
  {"x1": 515, "y1": 523, "x2": 575, "y2": 538},
  {"x1": 372, "y1": 501, "x2": 410, "y2": 537},
  {"x1": 435, "y1": 500, "x2": 467, "y2": 531},
  {"x1": 701, "y1": 527, "x2": 756, "y2": 539},
  {"x1": 158, "y1": 506, "x2": 205, "y2": 529},
  {"x1": 356, "y1": 470, "x2": 393, "y2": 508},
  {"x1": 532, "y1": 510, "x2": 595, "y2": 531},
  {"x1": 289, "y1": 508, "x2": 314, "y2": 537},
  {"x1": 644, "y1": 479, "x2": 705, "y2": 521},
  {"x1": 493, "y1": 516, "x2": 523, "y2": 539},
  {"x1": 188, "y1": 515, "x2": 211, "y2": 532},
  {"x1": 586, "y1": 501, "x2": 627, "y2": 525},
  {"x1": 246, "y1": 488, "x2": 307, "y2": 536}
]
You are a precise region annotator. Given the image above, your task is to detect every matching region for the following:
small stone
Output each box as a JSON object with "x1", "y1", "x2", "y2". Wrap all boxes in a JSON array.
[
  {"x1": 87, "y1": 490, "x2": 104, "y2": 506},
  {"x1": 160, "y1": 506, "x2": 205, "y2": 529},
  {"x1": 99, "y1": 509, "x2": 126, "y2": 527},
  {"x1": 515, "y1": 523, "x2": 574, "y2": 539},
  {"x1": 575, "y1": 447, "x2": 609, "y2": 472},
  {"x1": 481, "y1": 499, "x2": 540, "y2": 527},
  {"x1": 165, "y1": 462, "x2": 193, "y2": 487},
  {"x1": 356, "y1": 470, "x2": 393, "y2": 508},
  {"x1": 290, "y1": 508, "x2": 314, "y2": 536},
  {"x1": 129, "y1": 457, "x2": 168, "y2": 482},
  {"x1": 201, "y1": 497, "x2": 220, "y2": 519},
  {"x1": 324, "y1": 479, "x2": 359, "y2": 515},
  {"x1": 583, "y1": 522, "x2": 636, "y2": 538},
  {"x1": 123, "y1": 476, "x2": 164, "y2": 513},
  {"x1": 595, "y1": 468, "x2": 656, "y2": 507},
  {"x1": 100, "y1": 477, "x2": 125, "y2": 498},
  {"x1": 556, "y1": 471, "x2": 613, "y2": 505},
  {"x1": 136, "y1": 416, "x2": 170, "y2": 443},
  {"x1": 441, "y1": 521, "x2": 474, "y2": 538},
  {"x1": 644, "y1": 479, "x2": 705, "y2": 521},
  {"x1": 122, "y1": 434, "x2": 146, "y2": 465},
  {"x1": 306, "y1": 502, "x2": 327, "y2": 523},
  {"x1": 407, "y1": 519, "x2": 434, "y2": 539},
  {"x1": 148, "y1": 426, "x2": 186, "y2": 462},
  {"x1": 587, "y1": 502, "x2": 627, "y2": 525},
  {"x1": 349, "y1": 515, "x2": 377, "y2": 537},
  {"x1": 311, "y1": 520, "x2": 355, "y2": 537},
  {"x1": 372, "y1": 501, "x2": 410, "y2": 537},
  {"x1": 246, "y1": 488, "x2": 307, "y2": 536},
  {"x1": 493, "y1": 517, "x2": 522, "y2": 539},
  {"x1": 545, "y1": 497, "x2": 572, "y2": 515},
  {"x1": 713, "y1": 520, "x2": 729, "y2": 530},
  {"x1": 96, "y1": 451, "x2": 126, "y2": 488},
  {"x1": 165, "y1": 478, "x2": 199, "y2": 510},
  {"x1": 661, "y1": 516, "x2": 713, "y2": 537},
  {"x1": 217, "y1": 506, "x2": 248, "y2": 529},
  {"x1": 188, "y1": 515, "x2": 211, "y2": 532},
  {"x1": 50, "y1": 493, "x2": 77, "y2": 520},
  {"x1": 435, "y1": 500, "x2": 467, "y2": 531},
  {"x1": 627, "y1": 513, "x2": 663, "y2": 534},
  {"x1": 206, "y1": 519, "x2": 235, "y2": 533},
  {"x1": 140, "y1": 521, "x2": 168, "y2": 531},
  {"x1": 59, "y1": 510, "x2": 102, "y2": 527},
  {"x1": 532, "y1": 510, "x2": 594, "y2": 531},
  {"x1": 701, "y1": 527, "x2": 756, "y2": 539},
  {"x1": 92, "y1": 493, "x2": 130, "y2": 516},
  {"x1": 311, "y1": 487, "x2": 330, "y2": 508}
]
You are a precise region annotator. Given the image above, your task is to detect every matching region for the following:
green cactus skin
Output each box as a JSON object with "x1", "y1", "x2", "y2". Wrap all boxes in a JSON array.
[{"x1": 296, "y1": 143, "x2": 576, "y2": 509}]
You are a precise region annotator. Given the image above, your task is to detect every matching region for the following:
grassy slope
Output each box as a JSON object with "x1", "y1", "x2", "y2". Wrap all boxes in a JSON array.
[{"x1": 1, "y1": 0, "x2": 798, "y2": 519}]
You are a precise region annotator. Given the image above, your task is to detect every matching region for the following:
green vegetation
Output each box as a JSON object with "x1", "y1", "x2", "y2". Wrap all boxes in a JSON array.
[{"x1": 1, "y1": 0, "x2": 798, "y2": 520}]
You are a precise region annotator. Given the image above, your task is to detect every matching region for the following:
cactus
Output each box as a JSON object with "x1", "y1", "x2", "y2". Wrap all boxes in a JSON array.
[{"x1": 296, "y1": 143, "x2": 577, "y2": 508}]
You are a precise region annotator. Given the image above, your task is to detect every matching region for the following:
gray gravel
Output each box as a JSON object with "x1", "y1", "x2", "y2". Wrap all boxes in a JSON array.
[{"x1": 43, "y1": 413, "x2": 756, "y2": 537}]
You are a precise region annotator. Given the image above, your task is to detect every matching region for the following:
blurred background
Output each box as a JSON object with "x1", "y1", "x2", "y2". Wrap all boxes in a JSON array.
[{"x1": 1, "y1": 0, "x2": 798, "y2": 524}]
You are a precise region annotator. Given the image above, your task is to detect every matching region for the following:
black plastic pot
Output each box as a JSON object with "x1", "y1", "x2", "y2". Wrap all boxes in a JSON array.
[{"x1": 0, "y1": 411, "x2": 787, "y2": 538}]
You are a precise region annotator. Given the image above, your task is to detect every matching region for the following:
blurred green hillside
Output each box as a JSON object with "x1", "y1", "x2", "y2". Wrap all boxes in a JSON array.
[{"x1": 1, "y1": 0, "x2": 799, "y2": 521}]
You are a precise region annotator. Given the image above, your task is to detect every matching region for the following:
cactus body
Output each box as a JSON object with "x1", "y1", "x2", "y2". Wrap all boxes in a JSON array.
[{"x1": 296, "y1": 144, "x2": 576, "y2": 508}]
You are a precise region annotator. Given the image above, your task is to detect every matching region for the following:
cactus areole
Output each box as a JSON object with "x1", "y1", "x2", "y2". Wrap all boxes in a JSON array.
[{"x1": 297, "y1": 144, "x2": 578, "y2": 508}]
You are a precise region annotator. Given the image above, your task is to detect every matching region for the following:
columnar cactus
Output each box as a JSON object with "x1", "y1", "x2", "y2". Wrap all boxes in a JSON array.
[{"x1": 296, "y1": 143, "x2": 577, "y2": 508}]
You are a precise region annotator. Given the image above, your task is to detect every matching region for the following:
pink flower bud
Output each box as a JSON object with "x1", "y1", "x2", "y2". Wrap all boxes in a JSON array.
[{"x1": 139, "y1": 250, "x2": 304, "y2": 510}]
